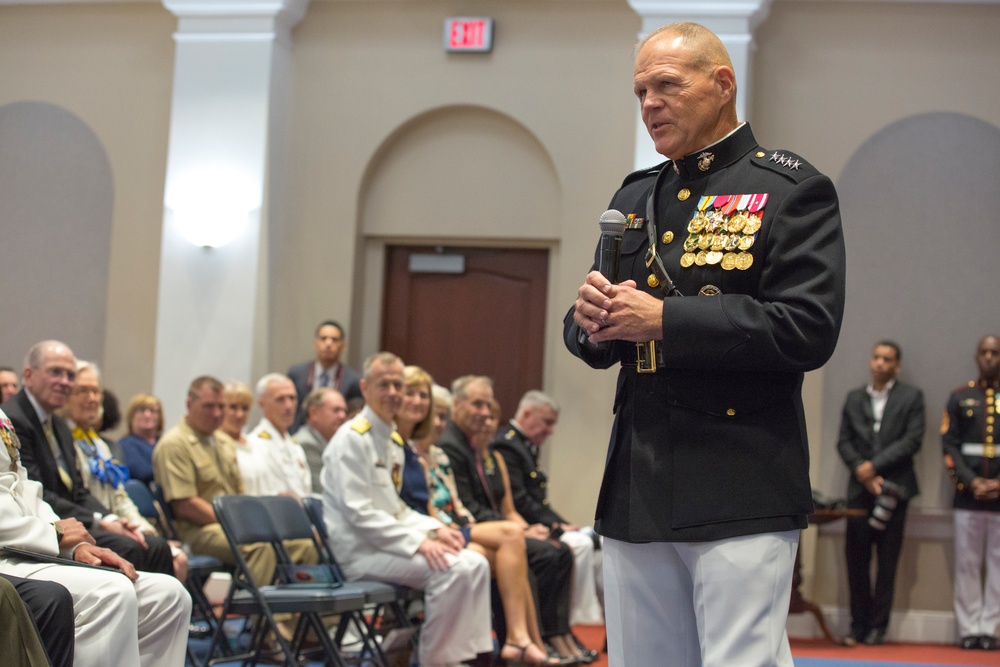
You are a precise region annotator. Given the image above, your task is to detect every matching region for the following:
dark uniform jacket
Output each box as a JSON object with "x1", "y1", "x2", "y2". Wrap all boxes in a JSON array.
[
  {"x1": 563, "y1": 123, "x2": 846, "y2": 543},
  {"x1": 491, "y1": 421, "x2": 566, "y2": 526},
  {"x1": 942, "y1": 379, "x2": 1000, "y2": 512},
  {"x1": 836, "y1": 381, "x2": 925, "y2": 504},
  {"x1": 2, "y1": 389, "x2": 110, "y2": 526}
]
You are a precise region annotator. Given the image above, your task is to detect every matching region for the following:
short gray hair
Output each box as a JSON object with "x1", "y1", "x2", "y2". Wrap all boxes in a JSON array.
[
  {"x1": 24, "y1": 340, "x2": 75, "y2": 371},
  {"x1": 255, "y1": 373, "x2": 292, "y2": 400},
  {"x1": 515, "y1": 390, "x2": 558, "y2": 418},
  {"x1": 451, "y1": 375, "x2": 493, "y2": 402}
]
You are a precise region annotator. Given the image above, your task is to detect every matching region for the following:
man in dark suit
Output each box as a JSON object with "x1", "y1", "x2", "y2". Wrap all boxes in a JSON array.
[
  {"x1": 287, "y1": 320, "x2": 362, "y2": 431},
  {"x1": 1, "y1": 340, "x2": 173, "y2": 576},
  {"x1": 836, "y1": 340, "x2": 924, "y2": 645}
]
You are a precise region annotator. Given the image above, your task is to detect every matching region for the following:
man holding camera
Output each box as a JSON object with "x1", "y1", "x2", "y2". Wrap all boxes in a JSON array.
[{"x1": 837, "y1": 340, "x2": 925, "y2": 645}]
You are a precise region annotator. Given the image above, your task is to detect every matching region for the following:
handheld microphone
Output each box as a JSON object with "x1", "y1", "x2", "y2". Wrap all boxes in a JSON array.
[{"x1": 597, "y1": 209, "x2": 627, "y2": 284}]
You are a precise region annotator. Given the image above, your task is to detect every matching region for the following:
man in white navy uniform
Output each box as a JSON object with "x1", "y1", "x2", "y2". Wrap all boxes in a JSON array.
[
  {"x1": 242, "y1": 373, "x2": 311, "y2": 498},
  {"x1": 0, "y1": 407, "x2": 191, "y2": 667},
  {"x1": 322, "y1": 352, "x2": 493, "y2": 667}
]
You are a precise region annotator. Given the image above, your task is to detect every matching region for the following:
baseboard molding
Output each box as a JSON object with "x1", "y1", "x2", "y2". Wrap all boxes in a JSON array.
[{"x1": 787, "y1": 606, "x2": 958, "y2": 644}]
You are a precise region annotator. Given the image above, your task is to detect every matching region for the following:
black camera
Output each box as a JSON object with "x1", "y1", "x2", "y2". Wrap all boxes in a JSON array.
[{"x1": 868, "y1": 480, "x2": 906, "y2": 531}]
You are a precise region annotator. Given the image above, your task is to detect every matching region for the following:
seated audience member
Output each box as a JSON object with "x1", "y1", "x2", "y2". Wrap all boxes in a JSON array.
[
  {"x1": 293, "y1": 387, "x2": 348, "y2": 494},
  {"x1": 118, "y1": 393, "x2": 164, "y2": 485},
  {"x1": 64, "y1": 361, "x2": 188, "y2": 582},
  {"x1": 98, "y1": 388, "x2": 124, "y2": 461},
  {"x1": 493, "y1": 390, "x2": 604, "y2": 625},
  {"x1": 1, "y1": 406, "x2": 191, "y2": 666},
  {"x1": 438, "y1": 376, "x2": 590, "y2": 663},
  {"x1": 0, "y1": 573, "x2": 74, "y2": 667},
  {"x1": 240, "y1": 374, "x2": 311, "y2": 498},
  {"x1": 1, "y1": 366, "x2": 21, "y2": 403},
  {"x1": 288, "y1": 320, "x2": 363, "y2": 431},
  {"x1": 1, "y1": 340, "x2": 174, "y2": 577},
  {"x1": 323, "y1": 352, "x2": 494, "y2": 667},
  {"x1": 398, "y1": 366, "x2": 557, "y2": 665},
  {"x1": 219, "y1": 380, "x2": 253, "y2": 445},
  {"x1": 153, "y1": 376, "x2": 317, "y2": 587}
]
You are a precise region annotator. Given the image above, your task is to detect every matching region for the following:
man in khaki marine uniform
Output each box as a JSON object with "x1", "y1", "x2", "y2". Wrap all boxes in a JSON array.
[{"x1": 153, "y1": 376, "x2": 315, "y2": 586}]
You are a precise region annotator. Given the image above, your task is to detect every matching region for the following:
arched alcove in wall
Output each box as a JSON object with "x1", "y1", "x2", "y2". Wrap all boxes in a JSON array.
[
  {"x1": 359, "y1": 104, "x2": 561, "y2": 241},
  {"x1": 818, "y1": 112, "x2": 1000, "y2": 511},
  {"x1": 352, "y1": 105, "x2": 563, "y2": 414},
  {"x1": 0, "y1": 101, "x2": 113, "y2": 367}
]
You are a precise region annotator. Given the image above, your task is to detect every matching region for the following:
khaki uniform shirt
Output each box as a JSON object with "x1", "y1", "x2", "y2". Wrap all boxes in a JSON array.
[{"x1": 152, "y1": 418, "x2": 243, "y2": 544}]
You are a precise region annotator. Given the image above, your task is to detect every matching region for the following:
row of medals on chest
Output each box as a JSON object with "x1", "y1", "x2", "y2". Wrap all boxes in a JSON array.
[{"x1": 676, "y1": 208, "x2": 761, "y2": 271}]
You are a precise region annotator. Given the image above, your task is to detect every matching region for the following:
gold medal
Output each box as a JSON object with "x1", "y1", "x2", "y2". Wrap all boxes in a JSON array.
[
  {"x1": 684, "y1": 234, "x2": 699, "y2": 252},
  {"x1": 695, "y1": 251, "x2": 708, "y2": 266},
  {"x1": 721, "y1": 252, "x2": 737, "y2": 270},
  {"x1": 736, "y1": 252, "x2": 754, "y2": 270},
  {"x1": 743, "y1": 214, "x2": 762, "y2": 235},
  {"x1": 698, "y1": 234, "x2": 712, "y2": 250},
  {"x1": 680, "y1": 252, "x2": 696, "y2": 268},
  {"x1": 661, "y1": 231, "x2": 674, "y2": 244},
  {"x1": 711, "y1": 234, "x2": 727, "y2": 252},
  {"x1": 725, "y1": 235, "x2": 740, "y2": 251},
  {"x1": 728, "y1": 213, "x2": 747, "y2": 234},
  {"x1": 678, "y1": 188, "x2": 691, "y2": 201},
  {"x1": 647, "y1": 274, "x2": 660, "y2": 288},
  {"x1": 738, "y1": 235, "x2": 755, "y2": 251},
  {"x1": 706, "y1": 251, "x2": 723, "y2": 265}
]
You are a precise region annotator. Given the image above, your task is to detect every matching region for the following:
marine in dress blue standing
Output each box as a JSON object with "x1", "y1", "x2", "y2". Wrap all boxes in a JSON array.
[{"x1": 563, "y1": 22, "x2": 846, "y2": 667}]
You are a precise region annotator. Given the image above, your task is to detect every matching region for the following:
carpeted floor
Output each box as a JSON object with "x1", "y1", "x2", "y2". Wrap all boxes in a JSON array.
[
  {"x1": 570, "y1": 627, "x2": 1000, "y2": 667},
  {"x1": 190, "y1": 623, "x2": 999, "y2": 666}
]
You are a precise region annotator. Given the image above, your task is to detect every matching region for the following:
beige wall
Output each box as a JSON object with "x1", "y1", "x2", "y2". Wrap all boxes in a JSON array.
[{"x1": 2, "y1": 0, "x2": 1000, "y2": 628}]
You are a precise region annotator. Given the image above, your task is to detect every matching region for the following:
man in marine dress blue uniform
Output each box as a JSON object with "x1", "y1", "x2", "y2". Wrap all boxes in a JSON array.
[
  {"x1": 942, "y1": 335, "x2": 1000, "y2": 651},
  {"x1": 564, "y1": 22, "x2": 846, "y2": 667}
]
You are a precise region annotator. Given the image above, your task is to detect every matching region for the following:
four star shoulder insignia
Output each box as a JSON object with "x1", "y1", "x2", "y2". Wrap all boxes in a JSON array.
[
  {"x1": 390, "y1": 432, "x2": 405, "y2": 447},
  {"x1": 351, "y1": 418, "x2": 372, "y2": 434},
  {"x1": 767, "y1": 151, "x2": 802, "y2": 170},
  {"x1": 257, "y1": 430, "x2": 272, "y2": 440}
]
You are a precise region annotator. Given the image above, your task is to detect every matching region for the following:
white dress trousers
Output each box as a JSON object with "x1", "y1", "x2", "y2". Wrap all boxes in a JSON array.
[
  {"x1": 953, "y1": 509, "x2": 1000, "y2": 638},
  {"x1": 604, "y1": 530, "x2": 799, "y2": 667}
]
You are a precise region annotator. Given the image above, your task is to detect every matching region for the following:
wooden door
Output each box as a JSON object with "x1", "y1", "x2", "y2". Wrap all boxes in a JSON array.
[{"x1": 381, "y1": 245, "x2": 549, "y2": 423}]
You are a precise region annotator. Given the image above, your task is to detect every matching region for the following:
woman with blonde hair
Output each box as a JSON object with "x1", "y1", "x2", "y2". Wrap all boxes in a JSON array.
[
  {"x1": 118, "y1": 392, "x2": 164, "y2": 485},
  {"x1": 397, "y1": 365, "x2": 559, "y2": 666}
]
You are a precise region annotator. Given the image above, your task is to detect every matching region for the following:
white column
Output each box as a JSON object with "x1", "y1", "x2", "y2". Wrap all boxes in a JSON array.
[
  {"x1": 627, "y1": 0, "x2": 772, "y2": 169},
  {"x1": 153, "y1": 0, "x2": 307, "y2": 420}
]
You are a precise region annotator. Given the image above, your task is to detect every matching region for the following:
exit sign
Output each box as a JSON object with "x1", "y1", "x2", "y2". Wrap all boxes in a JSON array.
[{"x1": 444, "y1": 17, "x2": 493, "y2": 53}]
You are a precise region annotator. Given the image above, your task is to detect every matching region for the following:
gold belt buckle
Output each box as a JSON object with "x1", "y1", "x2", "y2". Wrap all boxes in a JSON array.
[{"x1": 636, "y1": 341, "x2": 658, "y2": 373}]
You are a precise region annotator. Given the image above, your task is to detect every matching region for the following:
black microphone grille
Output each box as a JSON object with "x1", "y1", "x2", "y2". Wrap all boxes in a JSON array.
[{"x1": 598, "y1": 209, "x2": 627, "y2": 236}]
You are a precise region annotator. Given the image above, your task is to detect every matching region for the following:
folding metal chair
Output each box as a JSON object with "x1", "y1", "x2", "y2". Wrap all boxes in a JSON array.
[
  {"x1": 124, "y1": 479, "x2": 225, "y2": 637},
  {"x1": 207, "y1": 495, "x2": 368, "y2": 667},
  {"x1": 300, "y1": 497, "x2": 422, "y2": 654},
  {"x1": 260, "y1": 495, "x2": 399, "y2": 666}
]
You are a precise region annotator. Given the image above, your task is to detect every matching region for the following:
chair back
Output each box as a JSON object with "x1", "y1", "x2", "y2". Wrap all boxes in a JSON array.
[
  {"x1": 124, "y1": 479, "x2": 157, "y2": 519},
  {"x1": 146, "y1": 480, "x2": 180, "y2": 540},
  {"x1": 301, "y1": 496, "x2": 343, "y2": 571}
]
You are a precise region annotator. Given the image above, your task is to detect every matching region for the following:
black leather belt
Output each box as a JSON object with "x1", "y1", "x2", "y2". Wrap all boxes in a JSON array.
[{"x1": 620, "y1": 340, "x2": 665, "y2": 373}]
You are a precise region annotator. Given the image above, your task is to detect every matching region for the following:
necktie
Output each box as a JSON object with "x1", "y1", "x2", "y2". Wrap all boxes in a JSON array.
[
  {"x1": 43, "y1": 417, "x2": 74, "y2": 491},
  {"x1": 318, "y1": 369, "x2": 330, "y2": 389}
]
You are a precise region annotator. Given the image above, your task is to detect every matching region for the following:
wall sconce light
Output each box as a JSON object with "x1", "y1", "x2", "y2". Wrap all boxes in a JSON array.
[{"x1": 165, "y1": 163, "x2": 260, "y2": 248}]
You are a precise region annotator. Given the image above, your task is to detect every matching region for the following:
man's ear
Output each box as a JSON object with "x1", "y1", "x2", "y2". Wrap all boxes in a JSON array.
[{"x1": 715, "y1": 66, "x2": 736, "y2": 101}]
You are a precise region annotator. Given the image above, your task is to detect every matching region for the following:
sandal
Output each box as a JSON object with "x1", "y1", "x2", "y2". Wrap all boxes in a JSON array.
[{"x1": 500, "y1": 642, "x2": 561, "y2": 666}]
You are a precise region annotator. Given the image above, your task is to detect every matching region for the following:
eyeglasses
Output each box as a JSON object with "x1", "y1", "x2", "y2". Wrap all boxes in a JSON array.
[
  {"x1": 71, "y1": 386, "x2": 102, "y2": 397},
  {"x1": 43, "y1": 367, "x2": 76, "y2": 382},
  {"x1": 136, "y1": 406, "x2": 161, "y2": 414}
]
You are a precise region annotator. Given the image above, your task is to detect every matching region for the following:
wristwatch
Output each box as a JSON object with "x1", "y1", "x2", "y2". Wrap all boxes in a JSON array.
[{"x1": 53, "y1": 522, "x2": 64, "y2": 543}]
